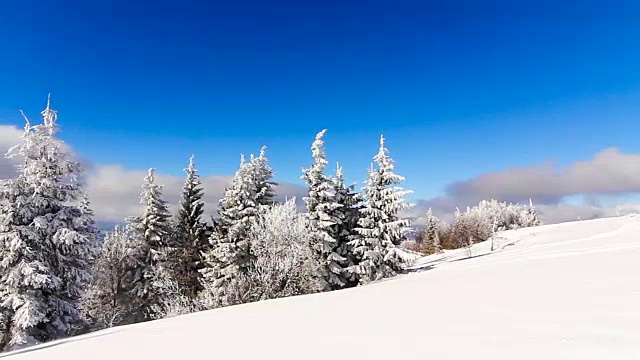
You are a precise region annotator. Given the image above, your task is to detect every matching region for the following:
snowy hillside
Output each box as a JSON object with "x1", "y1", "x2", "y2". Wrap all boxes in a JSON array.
[{"x1": 5, "y1": 215, "x2": 640, "y2": 360}]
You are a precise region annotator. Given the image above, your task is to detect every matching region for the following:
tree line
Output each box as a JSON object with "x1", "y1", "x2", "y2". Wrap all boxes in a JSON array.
[
  {"x1": 0, "y1": 98, "x2": 420, "y2": 350},
  {"x1": 0, "y1": 99, "x2": 543, "y2": 351},
  {"x1": 409, "y1": 199, "x2": 541, "y2": 255}
]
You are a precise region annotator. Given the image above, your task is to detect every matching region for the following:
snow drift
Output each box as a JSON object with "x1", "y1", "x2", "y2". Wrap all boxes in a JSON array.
[{"x1": 4, "y1": 215, "x2": 640, "y2": 359}]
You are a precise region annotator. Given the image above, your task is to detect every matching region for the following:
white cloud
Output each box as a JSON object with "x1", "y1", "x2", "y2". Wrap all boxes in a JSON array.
[
  {"x1": 0, "y1": 125, "x2": 23, "y2": 179},
  {"x1": 445, "y1": 147, "x2": 640, "y2": 205},
  {"x1": 0, "y1": 125, "x2": 307, "y2": 223},
  {"x1": 85, "y1": 164, "x2": 308, "y2": 223},
  {"x1": 407, "y1": 199, "x2": 640, "y2": 226},
  {"x1": 406, "y1": 147, "x2": 640, "y2": 225}
]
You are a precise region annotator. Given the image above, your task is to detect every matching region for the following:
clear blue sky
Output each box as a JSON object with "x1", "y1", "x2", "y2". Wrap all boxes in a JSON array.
[{"x1": 2, "y1": 0, "x2": 640, "y2": 199}]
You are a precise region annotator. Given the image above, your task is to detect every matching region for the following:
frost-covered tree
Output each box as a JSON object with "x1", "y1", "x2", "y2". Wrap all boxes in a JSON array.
[
  {"x1": 349, "y1": 135, "x2": 415, "y2": 284},
  {"x1": 446, "y1": 199, "x2": 543, "y2": 250},
  {"x1": 419, "y1": 208, "x2": 441, "y2": 254},
  {"x1": 301, "y1": 131, "x2": 360, "y2": 290},
  {"x1": 202, "y1": 146, "x2": 278, "y2": 306},
  {"x1": 147, "y1": 277, "x2": 205, "y2": 320},
  {"x1": 301, "y1": 130, "x2": 342, "y2": 290},
  {"x1": 0, "y1": 98, "x2": 98, "y2": 350},
  {"x1": 77, "y1": 194, "x2": 100, "y2": 253},
  {"x1": 167, "y1": 156, "x2": 208, "y2": 298},
  {"x1": 249, "y1": 146, "x2": 277, "y2": 207},
  {"x1": 453, "y1": 205, "x2": 483, "y2": 247},
  {"x1": 80, "y1": 225, "x2": 138, "y2": 330},
  {"x1": 231, "y1": 199, "x2": 322, "y2": 303},
  {"x1": 201, "y1": 155, "x2": 257, "y2": 307},
  {"x1": 524, "y1": 199, "x2": 542, "y2": 227},
  {"x1": 127, "y1": 168, "x2": 172, "y2": 321},
  {"x1": 329, "y1": 164, "x2": 361, "y2": 287}
]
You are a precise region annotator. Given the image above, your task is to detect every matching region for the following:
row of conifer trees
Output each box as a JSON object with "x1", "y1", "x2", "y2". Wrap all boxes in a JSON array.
[{"x1": 0, "y1": 99, "x2": 417, "y2": 350}]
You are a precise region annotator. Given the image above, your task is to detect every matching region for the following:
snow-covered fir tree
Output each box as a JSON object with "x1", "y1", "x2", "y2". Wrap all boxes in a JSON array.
[
  {"x1": 77, "y1": 193, "x2": 100, "y2": 259},
  {"x1": 127, "y1": 168, "x2": 172, "y2": 321},
  {"x1": 349, "y1": 135, "x2": 415, "y2": 284},
  {"x1": 168, "y1": 156, "x2": 208, "y2": 298},
  {"x1": 249, "y1": 146, "x2": 277, "y2": 207},
  {"x1": 301, "y1": 130, "x2": 356, "y2": 290},
  {"x1": 524, "y1": 198, "x2": 542, "y2": 227},
  {"x1": 302, "y1": 130, "x2": 337, "y2": 290},
  {"x1": 422, "y1": 208, "x2": 441, "y2": 254},
  {"x1": 201, "y1": 155, "x2": 258, "y2": 307},
  {"x1": 202, "y1": 146, "x2": 278, "y2": 307},
  {"x1": 330, "y1": 164, "x2": 361, "y2": 287},
  {"x1": 0, "y1": 98, "x2": 98, "y2": 350}
]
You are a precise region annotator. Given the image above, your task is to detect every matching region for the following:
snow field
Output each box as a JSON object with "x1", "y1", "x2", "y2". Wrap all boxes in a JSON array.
[{"x1": 5, "y1": 215, "x2": 640, "y2": 360}]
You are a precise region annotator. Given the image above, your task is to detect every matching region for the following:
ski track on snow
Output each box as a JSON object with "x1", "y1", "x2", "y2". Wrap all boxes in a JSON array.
[{"x1": 415, "y1": 216, "x2": 640, "y2": 272}]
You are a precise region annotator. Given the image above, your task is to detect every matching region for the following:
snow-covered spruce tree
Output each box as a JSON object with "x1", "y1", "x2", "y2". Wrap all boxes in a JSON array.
[
  {"x1": 524, "y1": 199, "x2": 542, "y2": 227},
  {"x1": 201, "y1": 155, "x2": 257, "y2": 307},
  {"x1": 249, "y1": 146, "x2": 277, "y2": 207},
  {"x1": 349, "y1": 135, "x2": 415, "y2": 284},
  {"x1": 126, "y1": 168, "x2": 172, "y2": 321},
  {"x1": 301, "y1": 129, "x2": 353, "y2": 290},
  {"x1": 301, "y1": 130, "x2": 341, "y2": 290},
  {"x1": 0, "y1": 98, "x2": 98, "y2": 350},
  {"x1": 167, "y1": 155, "x2": 208, "y2": 298},
  {"x1": 80, "y1": 225, "x2": 138, "y2": 330},
  {"x1": 330, "y1": 164, "x2": 361, "y2": 287},
  {"x1": 76, "y1": 193, "x2": 101, "y2": 269},
  {"x1": 421, "y1": 208, "x2": 441, "y2": 254},
  {"x1": 201, "y1": 146, "x2": 278, "y2": 307}
]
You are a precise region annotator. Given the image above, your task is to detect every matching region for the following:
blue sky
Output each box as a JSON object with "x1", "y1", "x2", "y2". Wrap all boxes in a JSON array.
[{"x1": 2, "y1": 0, "x2": 640, "y2": 203}]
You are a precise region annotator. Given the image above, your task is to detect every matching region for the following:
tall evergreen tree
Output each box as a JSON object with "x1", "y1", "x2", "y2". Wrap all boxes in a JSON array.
[
  {"x1": 302, "y1": 130, "x2": 336, "y2": 289},
  {"x1": 330, "y1": 164, "x2": 361, "y2": 288},
  {"x1": 168, "y1": 156, "x2": 207, "y2": 298},
  {"x1": 250, "y1": 146, "x2": 277, "y2": 206},
  {"x1": 202, "y1": 146, "x2": 277, "y2": 306},
  {"x1": 0, "y1": 98, "x2": 98, "y2": 350},
  {"x1": 349, "y1": 135, "x2": 414, "y2": 284},
  {"x1": 302, "y1": 130, "x2": 355, "y2": 290},
  {"x1": 423, "y1": 208, "x2": 441, "y2": 254},
  {"x1": 77, "y1": 193, "x2": 100, "y2": 259},
  {"x1": 201, "y1": 155, "x2": 256, "y2": 306},
  {"x1": 127, "y1": 168, "x2": 172, "y2": 321}
]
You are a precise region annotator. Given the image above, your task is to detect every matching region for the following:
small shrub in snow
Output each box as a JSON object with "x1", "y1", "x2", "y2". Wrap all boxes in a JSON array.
[
  {"x1": 148, "y1": 279, "x2": 205, "y2": 320},
  {"x1": 402, "y1": 240, "x2": 421, "y2": 253}
]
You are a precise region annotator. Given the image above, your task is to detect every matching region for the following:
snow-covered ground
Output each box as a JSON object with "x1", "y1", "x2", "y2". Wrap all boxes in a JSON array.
[{"x1": 5, "y1": 215, "x2": 640, "y2": 359}]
